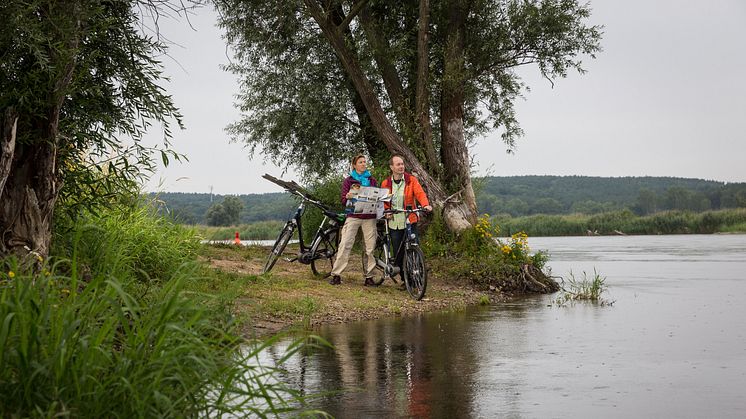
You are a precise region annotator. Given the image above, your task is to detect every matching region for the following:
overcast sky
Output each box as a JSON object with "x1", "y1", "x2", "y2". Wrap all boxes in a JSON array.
[{"x1": 143, "y1": 0, "x2": 746, "y2": 195}]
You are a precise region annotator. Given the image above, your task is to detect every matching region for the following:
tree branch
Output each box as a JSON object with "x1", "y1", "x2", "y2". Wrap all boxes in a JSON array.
[{"x1": 338, "y1": 0, "x2": 369, "y2": 31}]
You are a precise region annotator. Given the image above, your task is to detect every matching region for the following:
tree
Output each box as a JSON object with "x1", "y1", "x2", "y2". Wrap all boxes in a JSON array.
[
  {"x1": 531, "y1": 197, "x2": 564, "y2": 214},
  {"x1": 205, "y1": 196, "x2": 244, "y2": 226},
  {"x1": 1, "y1": 0, "x2": 191, "y2": 259},
  {"x1": 216, "y1": 0, "x2": 602, "y2": 232},
  {"x1": 635, "y1": 188, "x2": 660, "y2": 215}
]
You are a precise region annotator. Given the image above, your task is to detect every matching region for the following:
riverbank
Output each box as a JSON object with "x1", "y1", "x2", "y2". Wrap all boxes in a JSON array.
[
  {"x1": 198, "y1": 244, "x2": 502, "y2": 337},
  {"x1": 496, "y1": 208, "x2": 746, "y2": 236}
]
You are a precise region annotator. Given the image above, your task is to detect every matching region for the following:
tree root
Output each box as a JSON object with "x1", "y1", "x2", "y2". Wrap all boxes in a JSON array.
[{"x1": 488, "y1": 264, "x2": 559, "y2": 295}]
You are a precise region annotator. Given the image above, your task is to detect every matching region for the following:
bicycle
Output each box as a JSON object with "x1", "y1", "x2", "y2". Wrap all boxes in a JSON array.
[
  {"x1": 371, "y1": 206, "x2": 428, "y2": 300},
  {"x1": 262, "y1": 174, "x2": 344, "y2": 276}
]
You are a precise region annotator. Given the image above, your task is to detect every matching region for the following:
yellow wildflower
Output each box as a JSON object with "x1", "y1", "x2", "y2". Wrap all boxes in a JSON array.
[{"x1": 8, "y1": 271, "x2": 15, "y2": 279}]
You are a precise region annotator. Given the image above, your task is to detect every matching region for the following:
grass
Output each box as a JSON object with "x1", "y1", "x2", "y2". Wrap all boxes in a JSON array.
[
  {"x1": 194, "y1": 221, "x2": 286, "y2": 241},
  {"x1": 554, "y1": 270, "x2": 613, "y2": 306},
  {"x1": 1, "y1": 201, "x2": 321, "y2": 417}
]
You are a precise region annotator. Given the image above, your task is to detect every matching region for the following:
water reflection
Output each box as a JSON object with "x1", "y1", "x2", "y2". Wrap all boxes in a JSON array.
[
  {"x1": 266, "y1": 235, "x2": 746, "y2": 418},
  {"x1": 266, "y1": 309, "x2": 512, "y2": 417}
]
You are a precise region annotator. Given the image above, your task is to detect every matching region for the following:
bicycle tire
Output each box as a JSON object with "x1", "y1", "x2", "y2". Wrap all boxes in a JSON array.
[
  {"x1": 263, "y1": 223, "x2": 294, "y2": 274},
  {"x1": 403, "y1": 246, "x2": 427, "y2": 300},
  {"x1": 371, "y1": 239, "x2": 388, "y2": 285},
  {"x1": 310, "y1": 227, "x2": 339, "y2": 276}
]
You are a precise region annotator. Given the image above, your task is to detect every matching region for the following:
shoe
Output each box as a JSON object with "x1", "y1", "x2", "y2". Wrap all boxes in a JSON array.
[
  {"x1": 329, "y1": 275, "x2": 341, "y2": 285},
  {"x1": 364, "y1": 277, "x2": 379, "y2": 287}
]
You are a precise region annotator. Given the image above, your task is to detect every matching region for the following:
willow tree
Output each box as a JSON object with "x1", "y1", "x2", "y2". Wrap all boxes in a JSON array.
[
  {"x1": 0, "y1": 0, "x2": 190, "y2": 259},
  {"x1": 217, "y1": 0, "x2": 602, "y2": 232}
]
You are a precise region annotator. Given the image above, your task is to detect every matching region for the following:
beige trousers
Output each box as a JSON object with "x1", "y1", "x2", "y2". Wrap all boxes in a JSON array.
[{"x1": 331, "y1": 217, "x2": 377, "y2": 278}]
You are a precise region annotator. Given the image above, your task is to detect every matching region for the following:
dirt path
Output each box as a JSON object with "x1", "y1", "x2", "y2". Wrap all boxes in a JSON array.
[{"x1": 199, "y1": 245, "x2": 498, "y2": 337}]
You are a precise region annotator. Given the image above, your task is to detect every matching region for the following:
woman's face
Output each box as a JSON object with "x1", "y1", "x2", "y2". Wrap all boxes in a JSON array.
[{"x1": 353, "y1": 157, "x2": 367, "y2": 173}]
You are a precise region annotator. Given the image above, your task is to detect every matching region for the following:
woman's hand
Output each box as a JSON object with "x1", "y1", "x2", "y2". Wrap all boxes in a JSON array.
[{"x1": 346, "y1": 192, "x2": 354, "y2": 199}]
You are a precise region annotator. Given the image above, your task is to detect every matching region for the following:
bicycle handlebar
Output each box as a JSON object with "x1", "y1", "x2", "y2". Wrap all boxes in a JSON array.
[
  {"x1": 383, "y1": 207, "x2": 428, "y2": 215},
  {"x1": 263, "y1": 174, "x2": 334, "y2": 213}
]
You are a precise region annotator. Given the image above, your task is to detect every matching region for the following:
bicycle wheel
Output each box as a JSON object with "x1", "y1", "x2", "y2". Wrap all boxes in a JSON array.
[
  {"x1": 371, "y1": 239, "x2": 387, "y2": 285},
  {"x1": 310, "y1": 227, "x2": 339, "y2": 276},
  {"x1": 263, "y1": 223, "x2": 294, "y2": 274},
  {"x1": 403, "y1": 247, "x2": 427, "y2": 300}
]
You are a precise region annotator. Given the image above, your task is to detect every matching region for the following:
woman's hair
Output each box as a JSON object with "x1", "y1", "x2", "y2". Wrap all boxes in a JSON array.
[{"x1": 351, "y1": 154, "x2": 366, "y2": 167}]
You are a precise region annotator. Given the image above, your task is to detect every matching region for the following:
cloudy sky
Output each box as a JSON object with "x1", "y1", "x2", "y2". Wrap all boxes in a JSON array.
[{"x1": 143, "y1": 0, "x2": 746, "y2": 195}]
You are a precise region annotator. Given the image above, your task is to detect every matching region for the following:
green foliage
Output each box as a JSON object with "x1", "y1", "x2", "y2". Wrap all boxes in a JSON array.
[
  {"x1": 0, "y1": 0, "x2": 187, "y2": 217},
  {"x1": 1, "y1": 206, "x2": 319, "y2": 417},
  {"x1": 497, "y1": 208, "x2": 746, "y2": 236},
  {"x1": 206, "y1": 195, "x2": 245, "y2": 226},
  {"x1": 422, "y1": 213, "x2": 546, "y2": 287},
  {"x1": 52, "y1": 200, "x2": 199, "y2": 285},
  {"x1": 150, "y1": 191, "x2": 297, "y2": 224},
  {"x1": 215, "y1": 0, "x2": 602, "y2": 175},
  {"x1": 300, "y1": 175, "x2": 346, "y2": 244},
  {"x1": 477, "y1": 175, "x2": 745, "y2": 216},
  {"x1": 196, "y1": 221, "x2": 286, "y2": 241},
  {"x1": 554, "y1": 270, "x2": 613, "y2": 306},
  {"x1": 153, "y1": 176, "x2": 746, "y2": 226}
]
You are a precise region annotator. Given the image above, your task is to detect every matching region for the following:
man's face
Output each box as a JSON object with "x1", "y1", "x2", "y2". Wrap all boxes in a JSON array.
[{"x1": 390, "y1": 156, "x2": 405, "y2": 175}]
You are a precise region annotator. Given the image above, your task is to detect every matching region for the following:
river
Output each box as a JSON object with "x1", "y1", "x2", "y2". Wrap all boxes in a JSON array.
[{"x1": 267, "y1": 234, "x2": 746, "y2": 418}]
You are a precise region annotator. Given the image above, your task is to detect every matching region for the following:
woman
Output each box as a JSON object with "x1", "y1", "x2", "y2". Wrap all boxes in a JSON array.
[{"x1": 329, "y1": 154, "x2": 379, "y2": 286}]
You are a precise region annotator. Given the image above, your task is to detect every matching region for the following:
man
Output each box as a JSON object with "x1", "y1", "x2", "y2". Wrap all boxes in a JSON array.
[{"x1": 380, "y1": 154, "x2": 432, "y2": 284}]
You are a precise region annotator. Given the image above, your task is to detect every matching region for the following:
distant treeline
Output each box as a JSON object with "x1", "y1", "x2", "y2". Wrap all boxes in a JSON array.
[
  {"x1": 476, "y1": 175, "x2": 746, "y2": 216},
  {"x1": 497, "y1": 208, "x2": 746, "y2": 237},
  {"x1": 150, "y1": 176, "x2": 746, "y2": 225}
]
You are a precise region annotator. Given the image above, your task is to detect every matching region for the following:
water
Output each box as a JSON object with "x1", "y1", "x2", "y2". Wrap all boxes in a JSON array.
[{"x1": 268, "y1": 234, "x2": 746, "y2": 418}]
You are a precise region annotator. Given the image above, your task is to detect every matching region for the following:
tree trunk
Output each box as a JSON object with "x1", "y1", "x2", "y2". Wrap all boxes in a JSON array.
[
  {"x1": 440, "y1": 0, "x2": 478, "y2": 229},
  {"x1": 304, "y1": 0, "x2": 475, "y2": 233},
  {"x1": 0, "y1": 109, "x2": 17, "y2": 197},
  {"x1": 0, "y1": 115, "x2": 60, "y2": 259},
  {"x1": 415, "y1": 0, "x2": 439, "y2": 177}
]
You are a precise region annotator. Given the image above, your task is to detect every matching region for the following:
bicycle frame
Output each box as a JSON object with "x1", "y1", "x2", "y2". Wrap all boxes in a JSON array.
[
  {"x1": 375, "y1": 207, "x2": 424, "y2": 279},
  {"x1": 261, "y1": 174, "x2": 343, "y2": 275},
  {"x1": 284, "y1": 193, "x2": 341, "y2": 264}
]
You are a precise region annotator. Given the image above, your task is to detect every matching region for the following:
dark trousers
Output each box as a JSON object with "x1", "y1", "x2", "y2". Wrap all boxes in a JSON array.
[{"x1": 389, "y1": 223, "x2": 418, "y2": 280}]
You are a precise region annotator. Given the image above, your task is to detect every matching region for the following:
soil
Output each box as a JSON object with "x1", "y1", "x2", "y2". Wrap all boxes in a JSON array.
[{"x1": 199, "y1": 244, "x2": 504, "y2": 337}]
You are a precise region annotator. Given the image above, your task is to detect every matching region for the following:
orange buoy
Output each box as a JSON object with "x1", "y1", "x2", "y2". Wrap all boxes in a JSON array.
[{"x1": 234, "y1": 231, "x2": 241, "y2": 245}]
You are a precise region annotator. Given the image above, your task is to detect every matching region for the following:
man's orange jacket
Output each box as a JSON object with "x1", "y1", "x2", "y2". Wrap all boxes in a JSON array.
[{"x1": 380, "y1": 172, "x2": 430, "y2": 224}]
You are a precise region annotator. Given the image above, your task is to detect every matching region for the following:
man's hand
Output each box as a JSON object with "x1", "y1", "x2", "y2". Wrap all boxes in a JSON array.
[{"x1": 424, "y1": 205, "x2": 433, "y2": 212}]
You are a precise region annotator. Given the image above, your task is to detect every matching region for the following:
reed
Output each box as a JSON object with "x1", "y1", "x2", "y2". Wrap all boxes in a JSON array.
[
  {"x1": 554, "y1": 270, "x2": 613, "y2": 306},
  {"x1": 497, "y1": 208, "x2": 746, "y2": 236},
  {"x1": 1, "y1": 203, "x2": 319, "y2": 417},
  {"x1": 195, "y1": 221, "x2": 286, "y2": 241}
]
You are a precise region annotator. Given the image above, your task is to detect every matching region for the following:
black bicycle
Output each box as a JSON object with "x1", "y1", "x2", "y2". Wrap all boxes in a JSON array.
[
  {"x1": 372, "y1": 207, "x2": 428, "y2": 300},
  {"x1": 262, "y1": 174, "x2": 344, "y2": 276}
]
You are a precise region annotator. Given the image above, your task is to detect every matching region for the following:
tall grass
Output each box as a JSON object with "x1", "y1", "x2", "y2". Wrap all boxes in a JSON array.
[
  {"x1": 1, "y1": 202, "x2": 318, "y2": 417},
  {"x1": 194, "y1": 221, "x2": 286, "y2": 241},
  {"x1": 497, "y1": 208, "x2": 746, "y2": 236},
  {"x1": 554, "y1": 270, "x2": 613, "y2": 306}
]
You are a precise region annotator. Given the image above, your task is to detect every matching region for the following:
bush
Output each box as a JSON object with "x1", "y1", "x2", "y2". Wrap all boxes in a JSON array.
[{"x1": 422, "y1": 214, "x2": 556, "y2": 293}]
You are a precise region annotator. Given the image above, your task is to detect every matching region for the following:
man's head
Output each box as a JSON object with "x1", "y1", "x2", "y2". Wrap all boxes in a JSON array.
[{"x1": 389, "y1": 154, "x2": 405, "y2": 177}]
